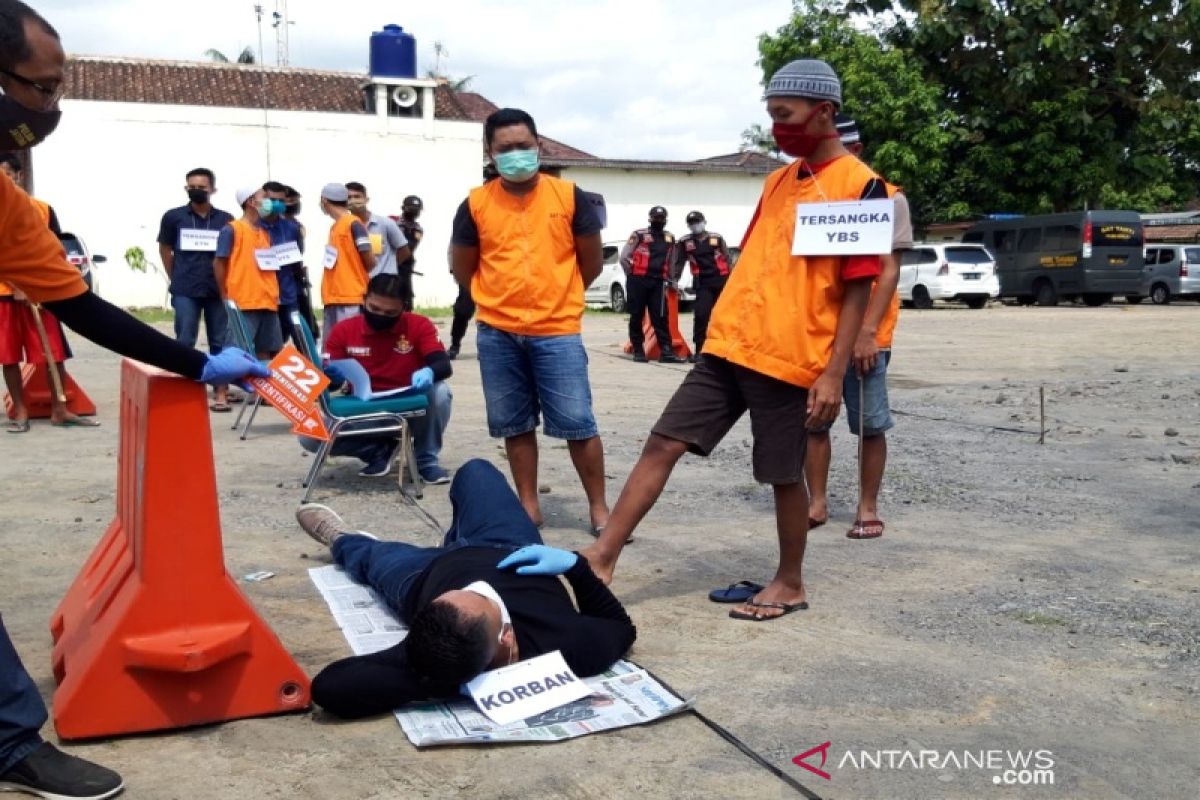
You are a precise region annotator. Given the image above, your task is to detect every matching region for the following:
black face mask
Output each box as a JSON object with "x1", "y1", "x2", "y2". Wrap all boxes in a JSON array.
[
  {"x1": 362, "y1": 309, "x2": 400, "y2": 331},
  {"x1": 287, "y1": 202, "x2": 301, "y2": 216},
  {"x1": 649, "y1": 219, "x2": 666, "y2": 230},
  {"x1": 0, "y1": 95, "x2": 62, "y2": 150},
  {"x1": 187, "y1": 188, "x2": 210, "y2": 205}
]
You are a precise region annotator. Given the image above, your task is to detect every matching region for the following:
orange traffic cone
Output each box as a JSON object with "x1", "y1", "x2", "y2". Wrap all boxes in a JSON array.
[
  {"x1": 4, "y1": 362, "x2": 96, "y2": 419},
  {"x1": 49, "y1": 360, "x2": 310, "y2": 740},
  {"x1": 623, "y1": 285, "x2": 692, "y2": 360}
]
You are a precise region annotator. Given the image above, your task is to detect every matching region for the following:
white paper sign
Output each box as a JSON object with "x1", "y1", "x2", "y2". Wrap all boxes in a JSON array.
[
  {"x1": 179, "y1": 229, "x2": 219, "y2": 252},
  {"x1": 465, "y1": 650, "x2": 591, "y2": 726},
  {"x1": 323, "y1": 244, "x2": 338, "y2": 270},
  {"x1": 791, "y1": 198, "x2": 895, "y2": 256},
  {"x1": 254, "y1": 248, "x2": 280, "y2": 271},
  {"x1": 271, "y1": 240, "x2": 303, "y2": 266}
]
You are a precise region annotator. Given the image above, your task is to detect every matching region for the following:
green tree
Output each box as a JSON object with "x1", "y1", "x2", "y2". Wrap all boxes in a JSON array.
[
  {"x1": 850, "y1": 0, "x2": 1200, "y2": 213},
  {"x1": 756, "y1": 1, "x2": 960, "y2": 221},
  {"x1": 204, "y1": 46, "x2": 256, "y2": 65}
]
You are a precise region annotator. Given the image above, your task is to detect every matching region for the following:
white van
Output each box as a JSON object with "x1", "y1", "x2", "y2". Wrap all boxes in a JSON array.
[{"x1": 899, "y1": 243, "x2": 999, "y2": 309}]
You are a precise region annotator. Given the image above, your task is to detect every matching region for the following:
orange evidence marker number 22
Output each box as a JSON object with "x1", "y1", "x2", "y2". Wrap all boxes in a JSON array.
[{"x1": 247, "y1": 344, "x2": 331, "y2": 440}]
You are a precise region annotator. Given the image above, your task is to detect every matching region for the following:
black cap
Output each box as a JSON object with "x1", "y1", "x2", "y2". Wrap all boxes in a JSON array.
[
  {"x1": 648, "y1": 205, "x2": 667, "y2": 218},
  {"x1": 403, "y1": 195, "x2": 423, "y2": 209},
  {"x1": 686, "y1": 210, "x2": 704, "y2": 224}
]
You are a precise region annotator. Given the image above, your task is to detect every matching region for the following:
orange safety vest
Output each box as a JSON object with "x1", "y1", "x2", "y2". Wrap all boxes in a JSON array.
[
  {"x1": 1, "y1": 196, "x2": 57, "y2": 298},
  {"x1": 704, "y1": 155, "x2": 885, "y2": 388},
  {"x1": 322, "y1": 213, "x2": 369, "y2": 305},
  {"x1": 223, "y1": 218, "x2": 277, "y2": 311},
  {"x1": 467, "y1": 175, "x2": 585, "y2": 336},
  {"x1": 627, "y1": 229, "x2": 675, "y2": 279}
]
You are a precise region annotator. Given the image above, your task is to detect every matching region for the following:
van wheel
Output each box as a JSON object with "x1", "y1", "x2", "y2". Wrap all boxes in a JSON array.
[
  {"x1": 912, "y1": 285, "x2": 933, "y2": 310},
  {"x1": 611, "y1": 285, "x2": 627, "y2": 313},
  {"x1": 1034, "y1": 280, "x2": 1058, "y2": 307},
  {"x1": 1150, "y1": 283, "x2": 1171, "y2": 305},
  {"x1": 1081, "y1": 293, "x2": 1111, "y2": 307},
  {"x1": 964, "y1": 297, "x2": 988, "y2": 309},
  {"x1": 1125, "y1": 295, "x2": 1144, "y2": 304}
]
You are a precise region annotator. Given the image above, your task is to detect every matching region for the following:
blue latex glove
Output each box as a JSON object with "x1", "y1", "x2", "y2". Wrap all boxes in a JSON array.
[
  {"x1": 411, "y1": 367, "x2": 434, "y2": 390},
  {"x1": 497, "y1": 545, "x2": 578, "y2": 576},
  {"x1": 323, "y1": 363, "x2": 346, "y2": 388},
  {"x1": 199, "y1": 347, "x2": 269, "y2": 386}
]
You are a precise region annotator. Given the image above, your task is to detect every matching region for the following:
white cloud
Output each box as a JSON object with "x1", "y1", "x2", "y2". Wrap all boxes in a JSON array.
[{"x1": 43, "y1": 0, "x2": 792, "y2": 160}]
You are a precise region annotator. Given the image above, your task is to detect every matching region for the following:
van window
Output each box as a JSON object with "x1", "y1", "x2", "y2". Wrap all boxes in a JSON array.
[
  {"x1": 1093, "y1": 222, "x2": 1142, "y2": 247},
  {"x1": 1157, "y1": 249, "x2": 1177, "y2": 263},
  {"x1": 945, "y1": 247, "x2": 992, "y2": 264},
  {"x1": 901, "y1": 249, "x2": 937, "y2": 266},
  {"x1": 1018, "y1": 228, "x2": 1042, "y2": 252},
  {"x1": 1143, "y1": 249, "x2": 1159, "y2": 265},
  {"x1": 1044, "y1": 224, "x2": 1081, "y2": 250},
  {"x1": 1185, "y1": 248, "x2": 1200, "y2": 264},
  {"x1": 993, "y1": 229, "x2": 1017, "y2": 254},
  {"x1": 602, "y1": 245, "x2": 619, "y2": 264}
]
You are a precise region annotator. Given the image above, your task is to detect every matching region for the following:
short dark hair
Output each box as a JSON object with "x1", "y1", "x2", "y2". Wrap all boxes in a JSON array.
[
  {"x1": 186, "y1": 167, "x2": 215, "y2": 186},
  {"x1": 345, "y1": 181, "x2": 367, "y2": 194},
  {"x1": 484, "y1": 108, "x2": 538, "y2": 147},
  {"x1": 0, "y1": 151, "x2": 22, "y2": 173},
  {"x1": 262, "y1": 180, "x2": 287, "y2": 194},
  {"x1": 405, "y1": 600, "x2": 493, "y2": 687},
  {"x1": 0, "y1": 0, "x2": 59, "y2": 72},
  {"x1": 283, "y1": 185, "x2": 300, "y2": 200},
  {"x1": 366, "y1": 273, "x2": 407, "y2": 300}
]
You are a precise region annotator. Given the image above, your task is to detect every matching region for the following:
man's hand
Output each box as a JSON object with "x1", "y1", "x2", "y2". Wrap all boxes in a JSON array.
[
  {"x1": 497, "y1": 545, "x2": 579, "y2": 576},
  {"x1": 12, "y1": 288, "x2": 27, "y2": 303},
  {"x1": 323, "y1": 362, "x2": 346, "y2": 387},
  {"x1": 853, "y1": 330, "x2": 879, "y2": 376},
  {"x1": 411, "y1": 367, "x2": 434, "y2": 389},
  {"x1": 805, "y1": 371, "x2": 843, "y2": 430}
]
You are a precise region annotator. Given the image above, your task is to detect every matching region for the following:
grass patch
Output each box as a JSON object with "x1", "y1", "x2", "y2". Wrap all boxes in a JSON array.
[
  {"x1": 414, "y1": 306, "x2": 453, "y2": 317},
  {"x1": 1017, "y1": 611, "x2": 1067, "y2": 627},
  {"x1": 126, "y1": 307, "x2": 174, "y2": 324}
]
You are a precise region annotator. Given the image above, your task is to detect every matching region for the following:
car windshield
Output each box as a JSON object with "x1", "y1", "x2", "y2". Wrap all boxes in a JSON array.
[
  {"x1": 1185, "y1": 248, "x2": 1200, "y2": 263},
  {"x1": 945, "y1": 247, "x2": 991, "y2": 264},
  {"x1": 602, "y1": 245, "x2": 619, "y2": 264},
  {"x1": 60, "y1": 237, "x2": 84, "y2": 256}
]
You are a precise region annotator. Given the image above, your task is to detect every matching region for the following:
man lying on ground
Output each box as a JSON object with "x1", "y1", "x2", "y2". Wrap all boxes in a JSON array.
[{"x1": 300, "y1": 458, "x2": 636, "y2": 719}]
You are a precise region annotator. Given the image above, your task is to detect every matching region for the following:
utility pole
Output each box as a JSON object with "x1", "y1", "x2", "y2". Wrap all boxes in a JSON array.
[
  {"x1": 253, "y1": 4, "x2": 264, "y2": 64},
  {"x1": 272, "y1": 0, "x2": 290, "y2": 67}
]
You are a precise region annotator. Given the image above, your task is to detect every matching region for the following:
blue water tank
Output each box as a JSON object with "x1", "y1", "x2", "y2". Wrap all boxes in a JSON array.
[{"x1": 369, "y1": 24, "x2": 417, "y2": 79}]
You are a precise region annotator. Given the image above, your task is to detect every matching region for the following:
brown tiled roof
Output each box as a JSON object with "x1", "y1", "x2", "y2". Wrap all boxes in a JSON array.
[
  {"x1": 695, "y1": 151, "x2": 788, "y2": 170},
  {"x1": 544, "y1": 154, "x2": 780, "y2": 175},
  {"x1": 438, "y1": 90, "x2": 594, "y2": 159},
  {"x1": 64, "y1": 55, "x2": 473, "y2": 119}
]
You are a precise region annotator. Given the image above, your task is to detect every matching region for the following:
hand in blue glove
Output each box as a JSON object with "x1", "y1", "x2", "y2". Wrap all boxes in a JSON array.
[
  {"x1": 199, "y1": 347, "x2": 269, "y2": 387},
  {"x1": 323, "y1": 363, "x2": 346, "y2": 389},
  {"x1": 497, "y1": 545, "x2": 578, "y2": 576},
  {"x1": 411, "y1": 367, "x2": 434, "y2": 390}
]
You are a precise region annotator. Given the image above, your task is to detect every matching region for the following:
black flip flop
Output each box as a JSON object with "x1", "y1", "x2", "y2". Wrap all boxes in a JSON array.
[{"x1": 708, "y1": 580, "x2": 765, "y2": 604}]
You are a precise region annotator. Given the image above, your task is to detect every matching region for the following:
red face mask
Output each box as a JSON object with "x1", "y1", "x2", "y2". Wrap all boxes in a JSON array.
[{"x1": 772, "y1": 104, "x2": 838, "y2": 160}]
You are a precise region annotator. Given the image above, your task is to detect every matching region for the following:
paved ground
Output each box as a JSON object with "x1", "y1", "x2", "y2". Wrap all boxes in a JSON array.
[{"x1": 2, "y1": 302, "x2": 1197, "y2": 799}]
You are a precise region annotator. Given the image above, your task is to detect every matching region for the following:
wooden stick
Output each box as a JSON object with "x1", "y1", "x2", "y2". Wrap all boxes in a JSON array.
[
  {"x1": 1038, "y1": 385, "x2": 1045, "y2": 445},
  {"x1": 27, "y1": 302, "x2": 67, "y2": 403}
]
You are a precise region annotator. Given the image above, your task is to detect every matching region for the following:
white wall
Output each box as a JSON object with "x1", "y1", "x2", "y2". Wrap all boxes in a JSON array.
[
  {"x1": 32, "y1": 100, "x2": 483, "y2": 308},
  {"x1": 561, "y1": 166, "x2": 768, "y2": 247}
]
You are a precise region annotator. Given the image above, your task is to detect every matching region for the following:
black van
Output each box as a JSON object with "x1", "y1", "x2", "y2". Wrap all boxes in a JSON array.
[{"x1": 962, "y1": 211, "x2": 1144, "y2": 306}]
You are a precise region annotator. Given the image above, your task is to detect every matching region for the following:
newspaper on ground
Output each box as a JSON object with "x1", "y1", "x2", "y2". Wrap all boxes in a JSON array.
[{"x1": 309, "y1": 564, "x2": 693, "y2": 746}]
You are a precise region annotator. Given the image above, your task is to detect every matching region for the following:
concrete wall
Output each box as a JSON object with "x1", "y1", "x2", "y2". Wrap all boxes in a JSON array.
[{"x1": 31, "y1": 100, "x2": 483, "y2": 308}]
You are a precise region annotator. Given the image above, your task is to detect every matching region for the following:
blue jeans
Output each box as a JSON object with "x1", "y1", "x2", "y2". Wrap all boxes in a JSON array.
[
  {"x1": 171, "y1": 294, "x2": 227, "y2": 354},
  {"x1": 475, "y1": 322, "x2": 598, "y2": 440},
  {"x1": 0, "y1": 615, "x2": 46, "y2": 774},
  {"x1": 298, "y1": 381, "x2": 452, "y2": 470},
  {"x1": 331, "y1": 459, "x2": 542, "y2": 618}
]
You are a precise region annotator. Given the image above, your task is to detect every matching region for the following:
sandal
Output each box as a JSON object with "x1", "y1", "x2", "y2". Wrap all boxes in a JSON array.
[
  {"x1": 51, "y1": 417, "x2": 100, "y2": 427},
  {"x1": 709, "y1": 580, "x2": 765, "y2": 604},
  {"x1": 847, "y1": 519, "x2": 885, "y2": 539},
  {"x1": 209, "y1": 402, "x2": 232, "y2": 413},
  {"x1": 5, "y1": 419, "x2": 30, "y2": 434},
  {"x1": 729, "y1": 599, "x2": 809, "y2": 621}
]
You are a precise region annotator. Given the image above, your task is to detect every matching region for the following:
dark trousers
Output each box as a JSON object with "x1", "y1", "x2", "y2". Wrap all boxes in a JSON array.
[
  {"x1": 450, "y1": 283, "x2": 475, "y2": 348},
  {"x1": 398, "y1": 263, "x2": 416, "y2": 311},
  {"x1": 692, "y1": 278, "x2": 728, "y2": 353},
  {"x1": 626, "y1": 275, "x2": 672, "y2": 354},
  {"x1": 331, "y1": 459, "x2": 542, "y2": 618},
  {"x1": 0, "y1": 615, "x2": 46, "y2": 774},
  {"x1": 278, "y1": 303, "x2": 298, "y2": 345}
]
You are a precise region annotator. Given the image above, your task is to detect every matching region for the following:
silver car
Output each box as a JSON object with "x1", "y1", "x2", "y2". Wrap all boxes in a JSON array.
[{"x1": 1127, "y1": 245, "x2": 1200, "y2": 304}]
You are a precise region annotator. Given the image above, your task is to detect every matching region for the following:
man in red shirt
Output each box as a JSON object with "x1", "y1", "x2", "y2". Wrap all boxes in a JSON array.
[{"x1": 300, "y1": 274, "x2": 453, "y2": 481}]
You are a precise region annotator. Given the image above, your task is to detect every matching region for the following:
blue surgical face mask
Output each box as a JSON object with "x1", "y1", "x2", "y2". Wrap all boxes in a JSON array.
[
  {"x1": 257, "y1": 198, "x2": 276, "y2": 217},
  {"x1": 493, "y1": 149, "x2": 539, "y2": 182},
  {"x1": 271, "y1": 199, "x2": 287, "y2": 215}
]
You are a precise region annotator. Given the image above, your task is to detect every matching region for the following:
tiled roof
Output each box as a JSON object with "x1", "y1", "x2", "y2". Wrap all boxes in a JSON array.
[
  {"x1": 434, "y1": 89, "x2": 594, "y2": 159},
  {"x1": 544, "y1": 154, "x2": 781, "y2": 175},
  {"x1": 694, "y1": 151, "x2": 788, "y2": 170}
]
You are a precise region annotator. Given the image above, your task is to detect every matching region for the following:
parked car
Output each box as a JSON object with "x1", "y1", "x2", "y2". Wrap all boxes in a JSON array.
[
  {"x1": 585, "y1": 241, "x2": 742, "y2": 311},
  {"x1": 59, "y1": 232, "x2": 106, "y2": 294},
  {"x1": 898, "y1": 242, "x2": 999, "y2": 309},
  {"x1": 1126, "y1": 244, "x2": 1200, "y2": 304}
]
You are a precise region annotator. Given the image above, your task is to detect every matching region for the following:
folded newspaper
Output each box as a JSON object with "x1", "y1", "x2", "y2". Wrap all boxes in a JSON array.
[{"x1": 309, "y1": 564, "x2": 693, "y2": 746}]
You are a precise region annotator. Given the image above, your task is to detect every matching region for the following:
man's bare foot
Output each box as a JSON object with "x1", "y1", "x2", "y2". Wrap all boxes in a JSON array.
[
  {"x1": 580, "y1": 545, "x2": 616, "y2": 585},
  {"x1": 808, "y1": 498, "x2": 829, "y2": 529},
  {"x1": 728, "y1": 579, "x2": 807, "y2": 621},
  {"x1": 50, "y1": 411, "x2": 100, "y2": 427}
]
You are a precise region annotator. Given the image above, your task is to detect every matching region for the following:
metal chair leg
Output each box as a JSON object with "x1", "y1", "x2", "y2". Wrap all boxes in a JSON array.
[
  {"x1": 239, "y1": 395, "x2": 263, "y2": 440},
  {"x1": 231, "y1": 396, "x2": 249, "y2": 430},
  {"x1": 398, "y1": 420, "x2": 423, "y2": 499},
  {"x1": 302, "y1": 437, "x2": 334, "y2": 503}
]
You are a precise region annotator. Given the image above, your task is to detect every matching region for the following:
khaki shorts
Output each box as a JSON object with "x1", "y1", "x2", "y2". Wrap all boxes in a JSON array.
[{"x1": 651, "y1": 355, "x2": 809, "y2": 484}]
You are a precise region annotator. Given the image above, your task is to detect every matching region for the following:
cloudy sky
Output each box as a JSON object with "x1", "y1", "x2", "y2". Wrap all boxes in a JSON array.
[{"x1": 40, "y1": 0, "x2": 793, "y2": 161}]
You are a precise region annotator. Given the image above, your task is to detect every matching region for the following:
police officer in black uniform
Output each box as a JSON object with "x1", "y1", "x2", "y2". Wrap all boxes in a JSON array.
[
  {"x1": 619, "y1": 206, "x2": 684, "y2": 363},
  {"x1": 675, "y1": 210, "x2": 733, "y2": 361},
  {"x1": 396, "y1": 195, "x2": 424, "y2": 310}
]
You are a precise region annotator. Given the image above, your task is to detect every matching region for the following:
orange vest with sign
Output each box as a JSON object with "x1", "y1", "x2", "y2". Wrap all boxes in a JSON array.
[
  {"x1": 704, "y1": 155, "x2": 884, "y2": 388},
  {"x1": 1, "y1": 196, "x2": 56, "y2": 298},
  {"x1": 467, "y1": 175, "x2": 585, "y2": 336},
  {"x1": 223, "y1": 218, "x2": 276, "y2": 311},
  {"x1": 874, "y1": 183, "x2": 902, "y2": 349},
  {"x1": 628, "y1": 229, "x2": 675, "y2": 279},
  {"x1": 322, "y1": 213, "x2": 369, "y2": 305}
]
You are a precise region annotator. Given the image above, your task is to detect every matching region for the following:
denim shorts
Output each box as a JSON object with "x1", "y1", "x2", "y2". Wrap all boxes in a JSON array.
[
  {"x1": 235, "y1": 309, "x2": 283, "y2": 356},
  {"x1": 813, "y1": 349, "x2": 893, "y2": 436},
  {"x1": 476, "y1": 322, "x2": 599, "y2": 440}
]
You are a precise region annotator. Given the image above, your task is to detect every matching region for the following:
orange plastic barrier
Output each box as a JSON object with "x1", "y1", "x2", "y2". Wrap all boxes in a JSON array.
[
  {"x1": 49, "y1": 360, "x2": 310, "y2": 740},
  {"x1": 4, "y1": 362, "x2": 96, "y2": 419},
  {"x1": 622, "y1": 286, "x2": 692, "y2": 360}
]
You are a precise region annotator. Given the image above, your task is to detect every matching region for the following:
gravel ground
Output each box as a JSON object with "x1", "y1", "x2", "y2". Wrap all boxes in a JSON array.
[{"x1": 1, "y1": 301, "x2": 1197, "y2": 800}]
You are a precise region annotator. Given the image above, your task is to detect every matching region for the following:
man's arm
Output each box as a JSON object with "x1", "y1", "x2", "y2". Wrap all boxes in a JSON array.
[
  {"x1": 806, "y1": 276, "x2": 873, "y2": 429},
  {"x1": 311, "y1": 642, "x2": 448, "y2": 719},
  {"x1": 158, "y1": 244, "x2": 175, "y2": 279},
  {"x1": 557, "y1": 558, "x2": 637, "y2": 677},
  {"x1": 618, "y1": 237, "x2": 635, "y2": 276},
  {"x1": 155, "y1": 213, "x2": 176, "y2": 278},
  {"x1": 351, "y1": 221, "x2": 376, "y2": 273},
  {"x1": 212, "y1": 257, "x2": 229, "y2": 300},
  {"x1": 449, "y1": 199, "x2": 479, "y2": 286},
  {"x1": 853, "y1": 254, "x2": 900, "y2": 374},
  {"x1": 576, "y1": 231, "x2": 603, "y2": 287}
]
